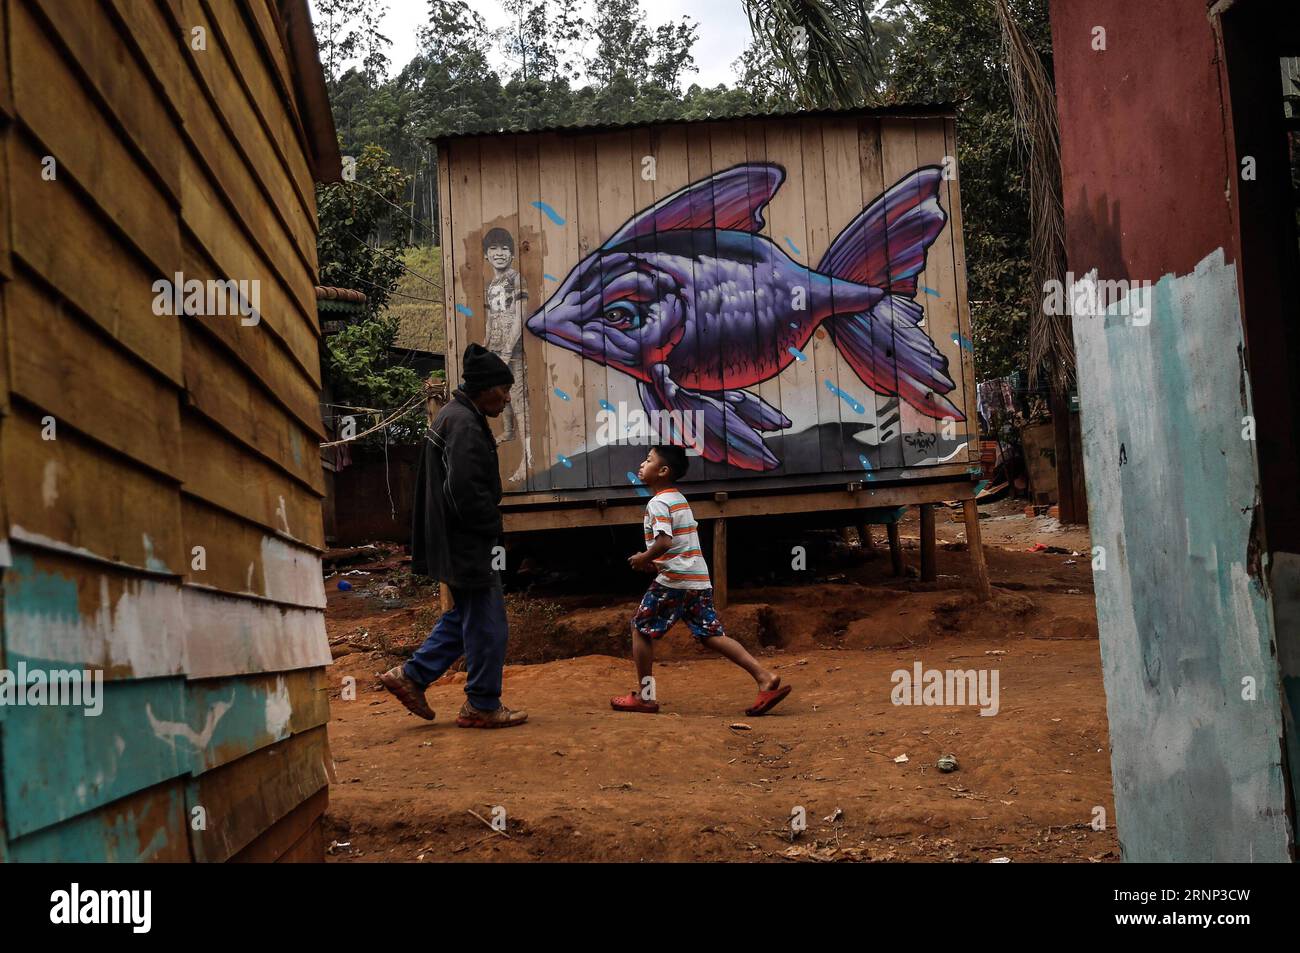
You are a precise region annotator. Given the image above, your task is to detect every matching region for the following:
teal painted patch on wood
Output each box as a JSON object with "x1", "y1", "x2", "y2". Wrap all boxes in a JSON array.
[
  {"x1": 5, "y1": 782, "x2": 188, "y2": 862},
  {"x1": 2, "y1": 677, "x2": 189, "y2": 838},
  {"x1": 2, "y1": 548, "x2": 186, "y2": 679},
  {"x1": 1073, "y1": 249, "x2": 1292, "y2": 861},
  {"x1": 187, "y1": 674, "x2": 293, "y2": 774}
]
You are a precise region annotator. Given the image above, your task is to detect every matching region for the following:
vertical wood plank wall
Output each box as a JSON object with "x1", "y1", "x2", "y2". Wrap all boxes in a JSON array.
[
  {"x1": 440, "y1": 112, "x2": 978, "y2": 503},
  {"x1": 0, "y1": 0, "x2": 331, "y2": 861}
]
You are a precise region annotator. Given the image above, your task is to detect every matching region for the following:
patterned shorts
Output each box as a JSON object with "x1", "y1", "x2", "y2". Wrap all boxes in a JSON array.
[{"x1": 632, "y1": 582, "x2": 726, "y2": 641}]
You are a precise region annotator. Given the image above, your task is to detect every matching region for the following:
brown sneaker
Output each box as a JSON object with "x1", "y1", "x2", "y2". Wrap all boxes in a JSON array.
[
  {"x1": 378, "y1": 666, "x2": 435, "y2": 720},
  {"x1": 456, "y1": 701, "x2": 528, "y2": 729}
]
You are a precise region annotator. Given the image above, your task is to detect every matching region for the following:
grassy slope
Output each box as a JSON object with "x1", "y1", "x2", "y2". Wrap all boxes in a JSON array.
[{"x1": 386, "y1": 244, "x2": 446, "y2": 355}]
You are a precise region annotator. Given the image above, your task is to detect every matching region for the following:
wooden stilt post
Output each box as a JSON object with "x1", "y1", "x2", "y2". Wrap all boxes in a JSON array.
[
  {"x1": 962, "y1": 498, "x2": 992, "y2": 600},
  {"x1": 919, "y1": 503, "x2": 937, "y2": 582},
  {"x1": 713, "y1": 516, "x2": 728, "y2": 610},
  {"x1": 886, "y1": 523, "x2": 904, "y2": 576},
  {"x1": 856, "y1": 522, "x2": 874, "y2": 552}
]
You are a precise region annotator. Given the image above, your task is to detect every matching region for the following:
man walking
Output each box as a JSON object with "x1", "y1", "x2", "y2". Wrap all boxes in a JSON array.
[{"x1": 379, "y1": 343, "x2": 528, "y2": 728}]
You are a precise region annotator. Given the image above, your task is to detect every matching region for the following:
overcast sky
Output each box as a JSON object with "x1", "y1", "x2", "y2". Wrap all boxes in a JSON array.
[{"x1": 317, "y1": 0, "x2": 755, "y2": 89}]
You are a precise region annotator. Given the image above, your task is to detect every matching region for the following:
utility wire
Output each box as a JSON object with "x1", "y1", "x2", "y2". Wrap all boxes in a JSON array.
[
  {"x1": 332, "y1": 266, "x2": 445, "y2": 305},
  {"x1": 344, "y1": 227, "x2": 443, "y2": 292},
  {"x1": 319, "y1": 389, "x2": 428, "y2": 448},
  {"x1": 343, "y1": 177, "x2": 439, "y2": 241}
]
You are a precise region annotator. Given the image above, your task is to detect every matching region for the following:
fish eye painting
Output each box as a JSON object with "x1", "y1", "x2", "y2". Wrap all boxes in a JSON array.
[{"x1": 440, "y1": 116, "x2": 975, "y2": 495}]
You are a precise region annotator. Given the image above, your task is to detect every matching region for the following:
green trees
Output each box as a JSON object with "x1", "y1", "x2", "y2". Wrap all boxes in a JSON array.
[{"x1": 318, "y1": 145, "x2": 426, "y2": 446}]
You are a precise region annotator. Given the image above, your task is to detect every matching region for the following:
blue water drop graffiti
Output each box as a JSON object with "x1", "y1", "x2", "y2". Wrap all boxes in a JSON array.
[
  {"x1": 783, "y1": 237, "x2": 802, "y2": 256},
  {"x1": 858, "y1": 453, "x2": 871, "y2": 471},
  {"x1": 825, "y1": 379, "x2": 865, "y2": 414},
  {"x1": 554, "y1": 387, "x2": 571, "y2": 401},
  {"x1": 599, "y1": 398, "x2": 615, "y2": 412},
  {"x1": 531, "y1": 200, "x2": 566, "y2": 225},
  {"x1": 922, "y1": 286, "x2": 941, "y2": 297},
  {"x1": 455, "y1": 303, "x2": 473, "y2": 317},
  {"x1": 951, "y1": 332, "x2": 973, "y2": 351},
  {"x1": 544, "y1": 273, "x2": 559, "y2": 282},
  {"x1": 788, "y1": 346, "x2": 807, "y2": 362},
  {"x1": 557, "y1": 454, "x2": 574, "y2": 469},
  {"x1": 627, "y1": 471, "x2": 651, "y2": 497}
]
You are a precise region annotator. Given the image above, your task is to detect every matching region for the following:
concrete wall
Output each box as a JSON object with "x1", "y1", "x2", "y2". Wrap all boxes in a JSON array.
[{"x1": 1051, "y1": 0, "x2": 1296, "y2": 861}]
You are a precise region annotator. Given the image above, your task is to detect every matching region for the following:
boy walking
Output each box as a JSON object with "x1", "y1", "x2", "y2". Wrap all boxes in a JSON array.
[{"x1": 611, "y1": 445, "x2": 792, "y2": 717}]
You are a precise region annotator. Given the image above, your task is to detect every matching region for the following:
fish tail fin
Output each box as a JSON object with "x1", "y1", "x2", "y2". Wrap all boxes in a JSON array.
[
  {"x1": 640, "y1": 366, "x2": 780, "y2": 471},
  {"x1": 818, "y1": 166, "x2": 946, "y2": 297},
  {"x1": 831, "y1": 295, "x2": 964, "y2": 421}
]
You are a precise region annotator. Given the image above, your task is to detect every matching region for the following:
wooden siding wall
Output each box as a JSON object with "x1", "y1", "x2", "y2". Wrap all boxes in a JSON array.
[
  {"x1": 0, "y1": 0, "x2": 331, "y2": 861},
  {"x1": 440, "y1": 115, "x2": 979, "y2": 505}
]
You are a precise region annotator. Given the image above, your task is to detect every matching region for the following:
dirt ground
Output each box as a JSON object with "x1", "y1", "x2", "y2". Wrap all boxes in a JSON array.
[{"x1": 322, "y1": 498, "x2": 1119, "y2": 862}]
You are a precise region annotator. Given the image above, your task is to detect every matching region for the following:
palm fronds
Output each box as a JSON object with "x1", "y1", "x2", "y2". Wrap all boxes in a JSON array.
[
  {"x1": 994, "y1": 0, "x2": 1072, "y2": 390},
  {"x1": 741, "y1": 0, "x2": 883, "y2": 108}
]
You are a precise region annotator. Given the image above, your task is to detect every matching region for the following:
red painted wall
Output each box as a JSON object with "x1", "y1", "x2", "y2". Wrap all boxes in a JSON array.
[{"x1": 1049, "y1": 0, "x2": 1237, "y2": 280}]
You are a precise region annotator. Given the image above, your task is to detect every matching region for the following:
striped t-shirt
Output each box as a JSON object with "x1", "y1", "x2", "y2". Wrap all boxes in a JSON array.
[{"x1": 643, "y1": 488, "x2": 711, "y2": 590}]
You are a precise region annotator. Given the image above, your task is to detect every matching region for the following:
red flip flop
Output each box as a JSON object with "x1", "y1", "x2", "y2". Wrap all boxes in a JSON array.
[
  {"x1": 611, "y1": 692, "x2": 660, "y2": 714},
  {"x1": 746, "y1": 684, "x2": 792, "y2": 716}
]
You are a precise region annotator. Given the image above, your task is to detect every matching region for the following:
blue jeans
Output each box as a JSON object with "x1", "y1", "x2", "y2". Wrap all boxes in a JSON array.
[{"x1": 403, "y1": 576, "x2": 508, "y2": 711}]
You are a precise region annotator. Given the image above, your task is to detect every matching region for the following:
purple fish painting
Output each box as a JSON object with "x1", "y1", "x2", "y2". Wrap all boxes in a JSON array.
[{"x1": 524, "y1": 163, "x2": 962, "y2": 471}]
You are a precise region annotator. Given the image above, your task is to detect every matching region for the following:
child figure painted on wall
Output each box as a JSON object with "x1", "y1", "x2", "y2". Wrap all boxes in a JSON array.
[{"x1": 482, "y1": 227, "x2": 528, "y2": 446}]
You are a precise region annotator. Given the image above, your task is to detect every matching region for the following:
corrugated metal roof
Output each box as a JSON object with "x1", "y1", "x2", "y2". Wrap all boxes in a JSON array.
[{"x1": 432, "y1": 101, "x2": 957, "y2": 144}]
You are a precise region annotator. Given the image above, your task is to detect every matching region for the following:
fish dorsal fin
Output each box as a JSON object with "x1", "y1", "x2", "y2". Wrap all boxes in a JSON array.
[{"x1": 603, "y1": 163, "x2": 785, "y2": 249}]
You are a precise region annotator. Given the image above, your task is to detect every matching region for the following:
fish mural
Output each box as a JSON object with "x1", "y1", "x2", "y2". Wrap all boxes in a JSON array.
[{"x1": 524, "y1": 163, "x2": 963, "y2": 472}]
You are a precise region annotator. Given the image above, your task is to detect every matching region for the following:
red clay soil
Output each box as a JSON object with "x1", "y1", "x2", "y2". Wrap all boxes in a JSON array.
[{"x1": 322, "y1": 501, "x2": 1118, "y2": 862}]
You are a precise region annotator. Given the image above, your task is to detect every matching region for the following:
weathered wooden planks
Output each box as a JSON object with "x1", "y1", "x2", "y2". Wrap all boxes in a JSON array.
[
  {"x1": 0, "y1": 664, "x2": 330, "y2": 840},
  {"x1": 513, "y1": 134, "x2": 552, "y2": 492},
  {"x1": 3, "y1": 408, "x2": 185, "y2": 575},
  {"x1": 181, "y1": 496, "x2": 326, "y2": 608},
  {"x1": 758, "y1": 119, "x2": 821, "y2": 476},
  {"x1": 0, "y1": 0, "x2": 334, "y2": 862},
  {"x1": 186, "y1": 724, "x2": 330, "y2": 863},
  {"x1": 3, "y1": 546, "x2": 186, "y2": 679},
  {"x1": 230, "y1": 786, "x2": 327, "y2": 862},
  {"x1": 180, "y1": 413, "x2": 326, "y2": 549},
  {"x1": 0, "y1": 0, "x2": 11, "y2": 121},
  {"x1": 5, "y1": 780, "x2": 192, "y2": 863},
  {"x1": 185, "y1": 668, "x2": 330, "y2": 773},
  {"x1": 181, "y1": 322, "x2": 325, "y2": 494},
  {"x1": 439, "y1": 113, "x2": 975, "y2": 497},
  {"x1": 6, "y1": 278, "x2": 184, "y2": 482},
  {"x1": 30, "y1": 0, "x2": 183, "y2": 204},
  {"x1": 181, "y1": 586, "x2": 330, "y2": 679},
  {"x1": 1, "y1": 675, "x2": 190, "y2": 838},
  {"x1": 7, "y1": 129, "x2": 184, "y2": 386},
  {"x1": 944, "y1": 119, "x2": 980, "y2": 448},
  {"x1": 914, "y1": 119, "x2": 967, "y2": 463},
  {"x1": 533, "y1": 132, "x2": 584, "y2": 489}
]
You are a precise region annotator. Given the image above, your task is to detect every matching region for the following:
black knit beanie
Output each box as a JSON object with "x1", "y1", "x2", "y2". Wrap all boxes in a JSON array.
[{"x1": 462, "y1": 342, "x2": 514, "y2": 392}]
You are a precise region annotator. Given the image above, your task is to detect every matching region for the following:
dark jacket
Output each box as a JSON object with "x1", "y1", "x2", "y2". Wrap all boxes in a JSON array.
[{"x1": 410, "y1": 389, "x2": 503, "y2": 589}]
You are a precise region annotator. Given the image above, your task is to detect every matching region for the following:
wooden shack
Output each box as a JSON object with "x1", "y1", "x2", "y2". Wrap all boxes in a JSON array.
[
  {"x1": 0, "y1": 0, "x2": 337, "y2": 860},
  {"x1": 436, "y1": 108, "x2": 986, "y2": 584}
]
